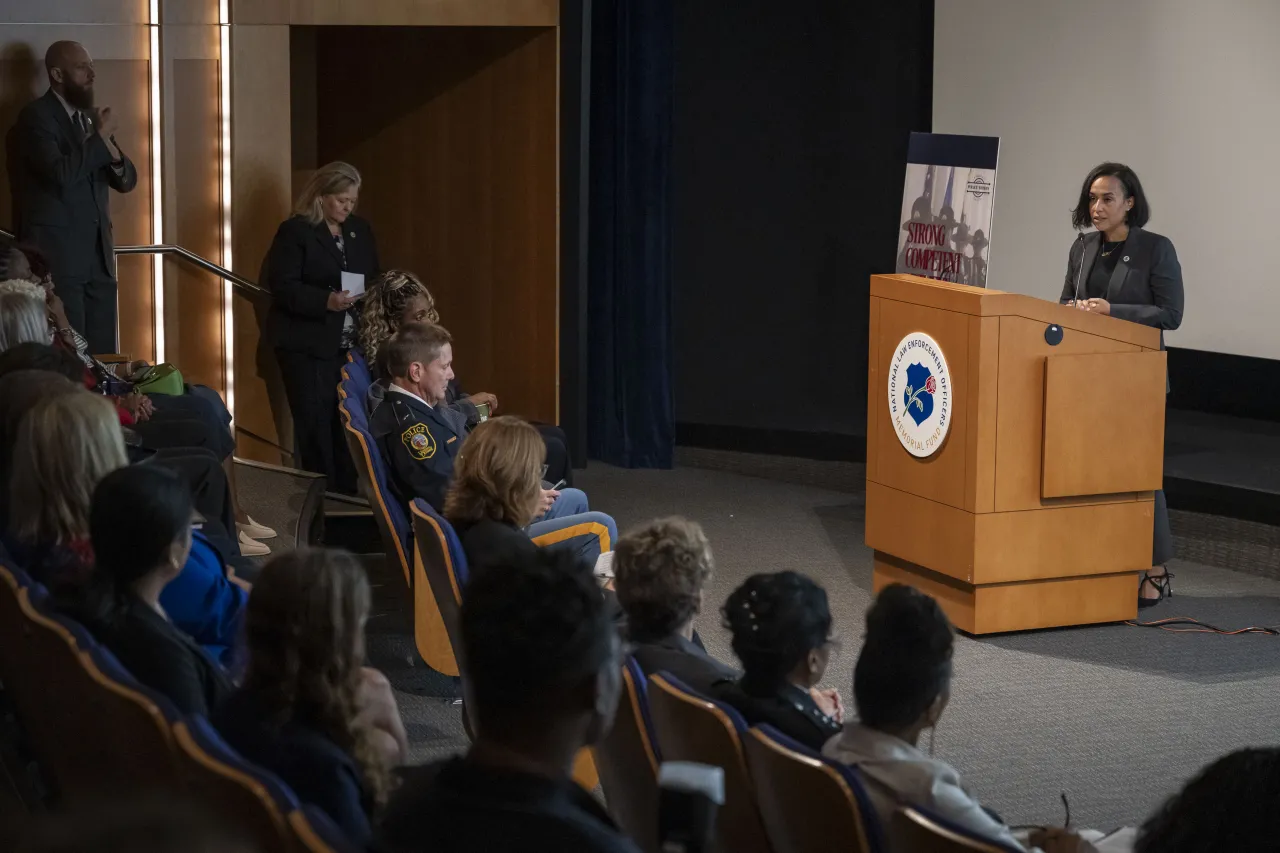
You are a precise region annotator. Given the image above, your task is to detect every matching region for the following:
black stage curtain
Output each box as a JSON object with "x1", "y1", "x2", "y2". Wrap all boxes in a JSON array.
[{"x1": 586, "y1": 0, "x2": 675, "y2": 469}]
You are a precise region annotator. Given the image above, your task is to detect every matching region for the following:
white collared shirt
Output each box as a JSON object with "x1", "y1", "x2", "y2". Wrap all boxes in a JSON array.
[{"x1": 388, "y1": 382, "x2": 433, "y2": 410}]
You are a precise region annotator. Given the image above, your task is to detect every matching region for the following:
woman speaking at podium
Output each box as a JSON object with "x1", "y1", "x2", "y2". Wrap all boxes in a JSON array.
[{"x1": 1060, "y1": 162, "x2": 1184, "y2": 609}]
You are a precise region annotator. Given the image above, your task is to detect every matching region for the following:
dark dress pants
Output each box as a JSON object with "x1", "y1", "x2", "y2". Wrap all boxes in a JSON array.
[
  {"x1": 274, "y1": 347, "x2": 357, "y2": 494},
  {"x1": 56, "y1": 251, "x2": 119, "y2": 355},
  {"x1": 535, "y1": 424, "x2": 573, "y2": 487},
  {"x1": 146, "y1": 391, "x2": 235, "y2": 458}
]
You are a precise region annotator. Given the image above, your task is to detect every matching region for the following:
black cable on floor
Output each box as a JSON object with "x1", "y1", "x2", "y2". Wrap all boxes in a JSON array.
[{"x1": 1125, "y1": 616, "x2": 1280, "y2": 635}]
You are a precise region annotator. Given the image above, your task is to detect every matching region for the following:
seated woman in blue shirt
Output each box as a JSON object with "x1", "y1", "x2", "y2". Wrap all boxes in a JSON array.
[{"x1": 214, "y1": 548, "x2": 406, "y2": 847}]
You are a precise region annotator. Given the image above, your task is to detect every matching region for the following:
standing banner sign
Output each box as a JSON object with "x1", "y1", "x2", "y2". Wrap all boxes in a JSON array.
[{"x1": 896, "y1": 132, "x2": 1000, "y2": 288}]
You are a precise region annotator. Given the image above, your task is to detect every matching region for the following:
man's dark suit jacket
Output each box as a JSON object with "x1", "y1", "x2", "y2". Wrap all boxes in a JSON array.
[
  {"x1": 630, "y1": 632, "x2": 740, "y2": 697},
  {"x1": 1060, "y1": 226, "x2": 1184, "y2": 340},
  {"x1": 265, "y1": 213, "x2": 380, "y2": 357},
  {"x1": 9, "y1": 89, "x2": 137, "y2": 282},
  {"x1": 370, "y1": 388, "x2": 466, "y2": 513}
]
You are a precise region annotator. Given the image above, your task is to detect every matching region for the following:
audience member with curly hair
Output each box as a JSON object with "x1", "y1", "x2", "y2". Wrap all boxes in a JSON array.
[
  {"x1": 212, "y1": 548, "x2": 405, "y2": 846},
  {"x1": 710, "y1": 571, "x2": 844, "y2": 750},
  {"x1": 0, "y1": 280, "x2": 51, "y2": 351},
  {"x1": 377, "y1": 548, "x2": 638, "y2": 853},
  {"x1": 64, "y1": 466, "x2": 232, "y2": 716},
  {"x1": 613, "y1": 516, "x2": 738, "y2": 694},
  {"x1": 824, "y1": 584, "x2": 1103, "y2": 853},
  {"x1": 359, "y1": 269, "x2": 572, "y2": 486}
]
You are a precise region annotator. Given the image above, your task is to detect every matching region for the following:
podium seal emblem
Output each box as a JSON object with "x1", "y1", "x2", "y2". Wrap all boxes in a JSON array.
[{"x1": 887, "y1": 331, "x2": 951, "y2": 458}]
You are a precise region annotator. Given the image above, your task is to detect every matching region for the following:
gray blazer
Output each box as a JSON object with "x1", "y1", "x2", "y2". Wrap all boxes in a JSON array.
[
  {"x1": 8, "y1": 89, "x2": 137, "y2": 282},
  {"x1": 1059, "y1": 226, "x2": 1184, "y2": 345}
]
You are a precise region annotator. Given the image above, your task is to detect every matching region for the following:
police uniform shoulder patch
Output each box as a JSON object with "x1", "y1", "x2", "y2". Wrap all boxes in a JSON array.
[{"x1": 401, "y1": 422, "x2": 437, "y2": 460}]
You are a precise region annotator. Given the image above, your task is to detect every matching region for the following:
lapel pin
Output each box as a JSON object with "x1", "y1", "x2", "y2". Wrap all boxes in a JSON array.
[
  {"x1": 1123, "y1": 256, "x2": 1130, "y2": 262},
  {"x1": 349, "y1": 231, "x2": 356, "y2": 239}
]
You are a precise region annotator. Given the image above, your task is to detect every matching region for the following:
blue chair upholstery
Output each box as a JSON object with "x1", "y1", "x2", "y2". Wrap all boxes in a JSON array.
[
  {"x1": 647, "y1": 672, "x2": 773, "y2": 853},
  {"x1": 173, "y1": 714, "x2": 304, "y2": 851},
  {"x1": 596, "y1": 657, "x2": 663, "y2": 852},
  {"x1": 17, "y1": 591, "x2": 181, "y2": 801},
  {"x1": 744, "y1": 723, "x2": 884, "y2": 853},
  {"x1": 338, "y1": 373, "x2": 412, "y2": 585},
  {"x1": 408, "y1": 498, "x2": 467, "y2": 676},
  {"x1": 291, "y1": 804, "x2": 363, "y2": 853},
  {"x1": 892, "y1": 805, "x2": 1024, "y2": 853},
  {"x1": 346, "y1": 347, "x2": 373, "y2": 398}
]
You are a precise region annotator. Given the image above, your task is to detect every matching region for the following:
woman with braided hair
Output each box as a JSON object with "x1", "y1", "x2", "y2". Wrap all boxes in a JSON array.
[
  {"x1": 710, "y1": 571, "x2": 844, "y2": 750},
  {"x1": 359, "y1": 268, "x2": 573, "y2": 486}
]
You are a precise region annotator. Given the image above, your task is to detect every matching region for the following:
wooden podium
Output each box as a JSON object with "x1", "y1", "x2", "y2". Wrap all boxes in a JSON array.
[{"x1": 865, "y1": 275, "x2": 1167, "y2": 634}]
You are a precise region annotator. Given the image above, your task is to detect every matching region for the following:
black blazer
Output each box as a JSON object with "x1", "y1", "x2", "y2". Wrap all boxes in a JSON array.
[
  {"x1": 83, "y1": 596, "x2": 231, "y2": 717},
  {"x1": 1060, "y1": 226, "x2": 1184, "y2": 343},
  {"x1": 452, "y1": 517, "x2": 539, "y2": 573},
  {"x1": 264, "y1": 213, "x2": 380, "y2": 357},
  {"x1": 631, "y1": 632, "x2": 740, "y2": 697},
  {"x1": 213, "y1": 689, "x2": 373, "y2": 846},
  {"x1": 9, "y1": 89, "x2": 138, "y2": 282},
  {"x1": 710, "y1": 679, "x2": 842, "y2": 752}
]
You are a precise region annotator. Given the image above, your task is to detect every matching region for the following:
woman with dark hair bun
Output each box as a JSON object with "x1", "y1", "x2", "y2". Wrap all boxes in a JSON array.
[
  {"x1": 710, "y1": 571, "x2": 843, "y2": 750},
  {"x1": 1059, "y1": 162, "x2": 1183, "y2": 608},
  {"x1": 824, "y1": 585, "x2": 1101, "y2": 853}
]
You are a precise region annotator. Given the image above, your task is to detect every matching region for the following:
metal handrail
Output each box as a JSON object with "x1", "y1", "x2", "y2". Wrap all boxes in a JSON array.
[
  {"x1": 1, "y1": 227, "x2": 269, "y2": 298},
  {"x1": 115, "y1": 244, "x2": 268, "y2": 297}
]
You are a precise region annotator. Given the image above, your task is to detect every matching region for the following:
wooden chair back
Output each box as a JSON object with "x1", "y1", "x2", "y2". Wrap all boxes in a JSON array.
[
  {"x1": 647, "y1": 673, "x2": 773, "y2": 853},
  {"x1": 743, "y1": 724, "x2": 882, "y2": 853},
  {"x1": 595, "y1": 658, "x2": 662, "y2": 852},
  {"x1": 891, "y1": 807, "x2": 1024, "y2": 853}
]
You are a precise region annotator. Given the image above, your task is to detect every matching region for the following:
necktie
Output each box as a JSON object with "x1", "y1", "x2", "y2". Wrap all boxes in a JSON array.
[{"x1": 75, "y1": 111, "x2": 89, "y2": 139}]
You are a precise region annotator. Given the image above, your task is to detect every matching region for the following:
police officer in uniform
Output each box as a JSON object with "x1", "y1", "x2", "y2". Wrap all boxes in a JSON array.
[{"x1": 371, "y1": 323, "x2": 617, "y2": 565}]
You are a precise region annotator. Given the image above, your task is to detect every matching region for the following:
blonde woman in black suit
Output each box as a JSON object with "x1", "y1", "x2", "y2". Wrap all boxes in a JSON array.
[
  {"x1": 265, "y1": 161, "x2": 380, "y2": 493},
  {"x1": 1060, "y1": 162, "x2": 1184, "y2": 608}
]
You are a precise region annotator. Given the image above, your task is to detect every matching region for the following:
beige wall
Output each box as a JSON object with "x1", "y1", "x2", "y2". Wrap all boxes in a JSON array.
[{"x1": 935, "y1": 0, "x2": 1280, "y2": 360}]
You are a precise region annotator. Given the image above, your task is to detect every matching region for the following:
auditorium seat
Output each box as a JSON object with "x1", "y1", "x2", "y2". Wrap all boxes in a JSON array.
[
  {"x1": 345, "y1": 348, "x2": 373, "y2": 401},
  {"x1": 0, "y1": 564, "x2": 61, "y2": 802},
  {"x1": 172, "y1": 714, "x2": 304, "y2": 852},
  {"x1": 408, "y1": 498, "x2": 465, "y2": 676},
  {"x1": 891, "y1": 806, "x2": 1023, "y2": 853},
  {"x1": 338, "y1": 373, "x2": 412, "y2": 586},
  {"x1": 647, "y1": 672, "x2": 773, "y2": 853},
  {"x1": 596, "y1": 657, "x2": 662, "y2": 853},
  {"x1": 742, "y1": 724, "x2": 883, "y2": 853},
  {"x1": 290, "y1": 805, "x2": 362, "y2": 853},
  {"x1": 17, "y1": 588, "x2": 181, "y2": 803}
]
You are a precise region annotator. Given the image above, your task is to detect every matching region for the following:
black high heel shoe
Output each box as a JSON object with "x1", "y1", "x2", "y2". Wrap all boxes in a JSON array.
[{"x1": 1138, "y1": 568, "x2": 1174, "y2": 609}]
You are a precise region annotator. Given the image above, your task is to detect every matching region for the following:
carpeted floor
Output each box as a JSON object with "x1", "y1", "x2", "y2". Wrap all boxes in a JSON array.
[{"x1": 243, "y1": 459, "x2": 1280, "y2": 836}]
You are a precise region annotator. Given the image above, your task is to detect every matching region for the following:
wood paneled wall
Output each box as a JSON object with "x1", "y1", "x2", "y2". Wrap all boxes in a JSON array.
[
  {"x1": 1, "y1": 3, "x2": 562, "y2": 467},
  {"x1": 229, "y1": 24, "x2": 294, "y2": 462},
  {"x1": 232, "y1": 0, "x2": 557, "y2": 27},
  {"x1": 0, "y1": 17, "x2": 155, "y2": 360},
  {"x1": 307, "y1": 25, "x2": 560, "y2": 423}
]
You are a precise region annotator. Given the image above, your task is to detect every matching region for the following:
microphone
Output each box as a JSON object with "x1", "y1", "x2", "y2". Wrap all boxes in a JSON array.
[{"x1": 1071, "y1": 232, "x2": 1087, "y2": 306}]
